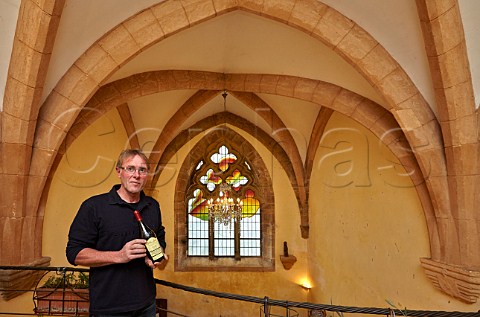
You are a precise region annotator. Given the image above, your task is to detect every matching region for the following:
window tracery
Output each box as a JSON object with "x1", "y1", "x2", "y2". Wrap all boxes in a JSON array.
[
  {"x1": 187, "y1": 143, "x2": 261, "y2": 258},
  {"x1": 174, "y1": 128, "x2": 275, "y2": 272}
]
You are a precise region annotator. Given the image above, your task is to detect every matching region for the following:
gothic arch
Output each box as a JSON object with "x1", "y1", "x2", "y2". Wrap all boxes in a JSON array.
[
  {"x1": 174, "y1": 127, "x2": 275, "y2": 271},
  {"x1": 30, "y1": 0, "x2": 448, "y2": 263},
  {"x1": 149, "y1": 111, "x2": 298, "y2": 228},
  {"x1": 48, "y1": 71, "x2": 433, "y2": 247},
  {"x1": 33, "y1": 1, "x2": 442, "y2": 203},
  {"x1": 2, "y1": 0, "x2": 475, "y2": 302}
]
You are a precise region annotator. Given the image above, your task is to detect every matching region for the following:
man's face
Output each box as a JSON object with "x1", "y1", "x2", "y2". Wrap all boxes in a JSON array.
[{"x1": 116, "y1": 154, "x2": 148, "y2": 195}]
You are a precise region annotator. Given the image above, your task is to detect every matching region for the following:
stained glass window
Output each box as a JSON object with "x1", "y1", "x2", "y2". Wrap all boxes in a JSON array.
[{"x1": 187, "y1": 144, "x2": 261, "y2": 258}]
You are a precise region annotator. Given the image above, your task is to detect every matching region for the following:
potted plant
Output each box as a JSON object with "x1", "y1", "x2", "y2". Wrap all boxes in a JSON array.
[{"x1": 34, "y1": 271, "x2": 89, "y2": 315}]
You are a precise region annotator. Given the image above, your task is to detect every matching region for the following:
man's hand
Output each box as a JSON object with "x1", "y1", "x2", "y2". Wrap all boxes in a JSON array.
[
  {"x1": 145, "y1": 254, "x2": 169, "y2": 269},
  {"x1": 74, "y1": 239, "x2": 148, "y2": 267},
  {"x1": 119, "y1": 239, "x2": 147, "y2": 262}
]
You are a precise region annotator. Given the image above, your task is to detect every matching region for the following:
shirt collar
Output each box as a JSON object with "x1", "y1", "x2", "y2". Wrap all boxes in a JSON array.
[{"x1": 108, "y1": 184, "x2": 149, "y2": 210}]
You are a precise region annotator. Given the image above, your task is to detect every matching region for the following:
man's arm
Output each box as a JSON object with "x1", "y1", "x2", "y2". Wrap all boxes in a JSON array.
[{"x1": 74, "y1": 239, "x2": 148, "y2": 267}]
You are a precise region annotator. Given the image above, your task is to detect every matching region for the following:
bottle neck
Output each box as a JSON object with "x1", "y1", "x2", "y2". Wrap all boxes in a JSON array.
[{"x1": 133, "y1": 210, "x2": 142, "y2": 222}]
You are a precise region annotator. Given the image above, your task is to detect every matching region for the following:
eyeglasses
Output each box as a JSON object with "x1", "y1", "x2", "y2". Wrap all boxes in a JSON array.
[{"x1": 119, "y1": 166, "x2": 148, "y2": 175}]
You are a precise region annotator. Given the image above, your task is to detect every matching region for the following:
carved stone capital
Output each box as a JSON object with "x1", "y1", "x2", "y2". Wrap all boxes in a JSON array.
[
  {"x1": 0, "y1": 257, "x2": 51, "y2": 301},
  {"x1": 420, "y1": 257, "x2": 480, "y2": 303},
  {"x1": 280, "y1": 255, "x2": 297, "y2": 270}
]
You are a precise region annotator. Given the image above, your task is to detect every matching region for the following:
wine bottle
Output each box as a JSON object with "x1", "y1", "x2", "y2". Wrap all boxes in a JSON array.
[{"x1": 133, "y1": 210, "x2": 165, "y2": 263}]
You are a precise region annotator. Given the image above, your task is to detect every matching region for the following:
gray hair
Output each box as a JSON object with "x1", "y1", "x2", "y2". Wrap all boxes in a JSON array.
[{"x1": 116, "y1": 149, "x2": 148, "y2": 168}]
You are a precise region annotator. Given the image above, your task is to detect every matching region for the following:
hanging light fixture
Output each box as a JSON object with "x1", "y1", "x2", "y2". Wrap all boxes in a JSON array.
[
  {"x1": 207, "y1": 91, "x2": 243, "y2": 226},
  {"x1": 208, "y1": 183, "x2": 243, "y2": 226}
]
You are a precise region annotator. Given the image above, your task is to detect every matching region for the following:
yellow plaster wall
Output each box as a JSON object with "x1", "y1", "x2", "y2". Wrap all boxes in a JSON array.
[
  {"x1": 4, "y1": 109, "x2": 480, "y2": 315},
  {"x1": 43, "y1": 111, "x2": 129, "y2": 267},
  {"x1": 307, "y1": 112, "x2": 479, "y2": 312},
  {"x1": 5, "y1": 110, "x2": 310, "y2": 316},
  {"x1": 0, "y1": 111, "x2": 128, "y2": 315},
  {"x1": 151, "y1": 127, "x2": 310, "y2": 316}
]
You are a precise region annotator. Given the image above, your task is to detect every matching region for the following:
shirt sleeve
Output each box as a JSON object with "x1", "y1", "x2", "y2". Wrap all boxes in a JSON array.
[{"x1": 66, "y1": 200, "x2": 99, "y2": 265}]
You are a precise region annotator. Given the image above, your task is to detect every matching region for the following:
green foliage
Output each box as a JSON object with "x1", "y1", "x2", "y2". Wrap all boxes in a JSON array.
[{"x1": 42, "y1": 272, "x2": 89, "y2": 289}]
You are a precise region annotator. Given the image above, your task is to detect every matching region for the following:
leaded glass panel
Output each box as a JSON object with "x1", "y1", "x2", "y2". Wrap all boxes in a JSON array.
[{"x1": 187, "y1": 143, "x2": 262, "y2": 259}]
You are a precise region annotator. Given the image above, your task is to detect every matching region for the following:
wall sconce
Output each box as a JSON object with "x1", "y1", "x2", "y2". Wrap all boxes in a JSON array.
[
  {"x1": 298, "y1": 277, "x2": 312, "y2": 291},
  {"x1": 300, "y1": 281, "x2": 312, "y2": 291},
  {"x1": 280, "y1": 241, "x2": 297, "y2": 270}
]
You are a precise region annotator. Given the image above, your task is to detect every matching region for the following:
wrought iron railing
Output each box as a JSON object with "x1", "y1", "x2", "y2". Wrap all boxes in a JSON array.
[
  {"x1": 1, "y1": 266, "x2": 89, "y2": 316},
  {"x1": 1, "y1": 266, "x2": 479, "y2": 317},
  {"x1": 155, "y1": 279, "x2": 480, "y2": 317},
  {"x1": 33, "y1": 268, "x2": 89, "y2": 315}
]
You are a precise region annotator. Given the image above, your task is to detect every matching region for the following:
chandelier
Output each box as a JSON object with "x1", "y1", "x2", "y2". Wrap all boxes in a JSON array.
[
  {"x1": 208, "y1": 182, "x2": 243, "y2": 226},
  {"x1": 206, "y1": 91, "x2": 243, "y2": 226}
]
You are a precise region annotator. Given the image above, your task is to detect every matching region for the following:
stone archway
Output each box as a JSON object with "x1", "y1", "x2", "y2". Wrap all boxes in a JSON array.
[
  {"x1": 3, "y1": 0, "x2": 472, "y2": 302},
  {"x1": 59, "y1": 71, "x2": 429, "y2": 243}
]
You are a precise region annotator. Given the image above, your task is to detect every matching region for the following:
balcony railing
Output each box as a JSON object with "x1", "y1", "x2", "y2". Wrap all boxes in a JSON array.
[{"x1": 1, "y1": 266, "x2": 479, "y2": 317}]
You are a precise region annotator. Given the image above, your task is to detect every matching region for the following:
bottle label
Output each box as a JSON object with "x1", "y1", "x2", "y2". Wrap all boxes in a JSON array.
[{"x1": 146, "y1": 237, "x2": 164, "y2": 261}]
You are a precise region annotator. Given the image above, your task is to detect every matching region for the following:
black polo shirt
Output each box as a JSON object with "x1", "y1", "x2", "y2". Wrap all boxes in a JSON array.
[{"x1": 66, "y1": 185, "x2": 166, "y2": 314}]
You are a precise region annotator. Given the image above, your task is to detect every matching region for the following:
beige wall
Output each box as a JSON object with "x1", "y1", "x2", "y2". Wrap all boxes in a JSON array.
[
  {"x1": 42, "y1": 111, "x2": 129, "y2": 265},
  {"x1": 1, "y1": 108, "x2": 311, "y2": 316},
  {"x1": 3, "y1": 110, "x2": 480, "y2": 315},
  {"x1": 0, "y1": 110, "x2": 129, "y2": 315},
  {"x1": 308, "y1": 113, "x2": 479, "y2": 312},
  {"x1": 151, "y1": 125, "x2": 310, "y2": 316}
]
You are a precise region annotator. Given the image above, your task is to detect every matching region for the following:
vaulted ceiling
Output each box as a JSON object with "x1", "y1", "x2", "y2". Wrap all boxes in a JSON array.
[{"x1": 2, "y1": 0, "x2": 480, "y2": 303}]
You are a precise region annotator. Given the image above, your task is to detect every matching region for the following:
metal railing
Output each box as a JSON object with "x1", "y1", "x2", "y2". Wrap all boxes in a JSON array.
[
  {"x1": 1, "y1": 266, "x2": 479, "y2": 317},
  {"x1": 155, "y1": 279, "x2": 480, "y2": 317},
  {"x1": 1, "y1": 266, "x2": 90, "y2": 316}
]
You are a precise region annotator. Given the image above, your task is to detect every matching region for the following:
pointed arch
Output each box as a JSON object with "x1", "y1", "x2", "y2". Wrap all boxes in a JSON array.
[
  {"x1": 42, "y1": 71, "x2": 435, "y2": 248},
  {"x1": 174, "y1": 127, "x2": 274, "y2": 271},
  {"x1": 35, "y1": 1, "x2": 442, "y2": 198},
  {"x1": 29, "y1": 0, "x2": 449, "y2": 269},
  {"x1": 1, "y1": 0, "x2": 476, "y2": 302},
  {"x1": 149, "y1": 111, "x2": 297, "y2": 218}
]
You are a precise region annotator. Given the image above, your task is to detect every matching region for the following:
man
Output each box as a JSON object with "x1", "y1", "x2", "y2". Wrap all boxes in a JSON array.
[{"x1": 66, "y1": 149, "x2": 167, "y2": 316}]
